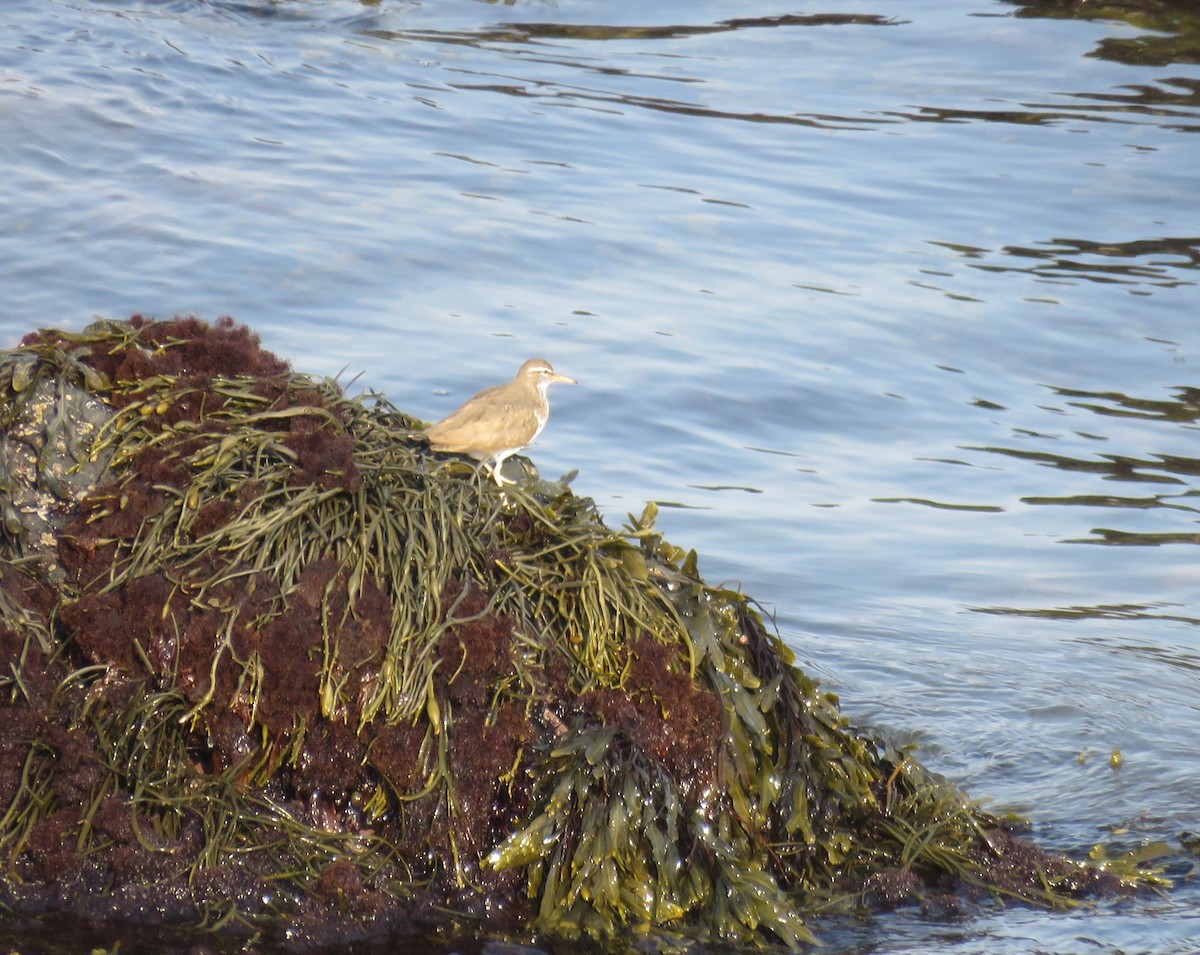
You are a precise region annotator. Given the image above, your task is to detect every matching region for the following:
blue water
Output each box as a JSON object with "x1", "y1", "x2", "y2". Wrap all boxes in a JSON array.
[{"x1": 3, "y1": 1, "x2": 1199, "y2": 951}]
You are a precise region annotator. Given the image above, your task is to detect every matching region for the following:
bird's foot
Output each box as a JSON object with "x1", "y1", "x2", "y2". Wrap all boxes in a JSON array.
[{"x1": 489, "y1": 467, "x2": 516, "y2": 487}]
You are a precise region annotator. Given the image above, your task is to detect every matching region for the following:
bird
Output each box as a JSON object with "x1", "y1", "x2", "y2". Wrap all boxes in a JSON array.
[{"x1": 425, "y1": 358, "x2": 576, "y2": 486}]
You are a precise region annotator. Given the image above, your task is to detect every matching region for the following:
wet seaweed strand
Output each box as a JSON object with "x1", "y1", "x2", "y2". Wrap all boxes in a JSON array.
[{"x1": 0, "y1": 318, "x2": 1172, "y2": 949}]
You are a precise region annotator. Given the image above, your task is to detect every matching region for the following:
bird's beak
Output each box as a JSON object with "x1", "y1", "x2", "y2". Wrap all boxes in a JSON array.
[{"x1": 553, "y1": 373, "x2": 577, "y2": 385}]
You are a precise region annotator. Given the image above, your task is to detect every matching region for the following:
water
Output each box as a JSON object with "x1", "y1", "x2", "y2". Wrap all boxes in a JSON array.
[{"x1": 3, "y1": 0, "x2": 1199, "y2": 951}]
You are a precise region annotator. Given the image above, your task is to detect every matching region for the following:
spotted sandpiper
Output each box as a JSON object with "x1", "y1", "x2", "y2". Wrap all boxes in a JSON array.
[{"x1": 425, "y1": 358, "x2": 576, "y2": 486}]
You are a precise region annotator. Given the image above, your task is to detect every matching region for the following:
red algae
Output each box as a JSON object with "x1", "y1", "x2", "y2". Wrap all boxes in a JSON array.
[
  {"x1": 22, "y1": 315, "x2": 290, "y2": 396},
  {"x1": 0, "y1": 315, "x2": 1166, "y2": 951},
  {"x1": 577, "y1": 638, "x2": 723, "y2": 795}
]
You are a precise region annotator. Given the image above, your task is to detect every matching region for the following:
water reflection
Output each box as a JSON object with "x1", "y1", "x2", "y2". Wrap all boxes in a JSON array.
[
  {"x1": 968, "y1": 383, "x2": 1200, "y2": 545},
  {"x1": 1006, "y1": 0, "x2": 1200, "y2": 67},
  {"x1": 1057, "y1": 383, "x2": 1200, "y2": 423},
  {"x1": 930, "y1": 236, "x2": 1199, "y2": 291},
  {"x1": 367, "y1": 13, "x2": 899, "y2": 47},
  {"x1": 974, "y1": 600, "x2": 1200, "y2": 624},
  {"x1": 893, "y1": 89, "x2": 1200, "y2": 128},
  {"x1": 366, "y1": 14, "x2": 900, "y2": 129},
  {"x1": 1064, "y1": 77, "x2": 1200, "y2": 123},
  {"x1": 873, "y1": 497, "x2": 1004, "y2": 512},
  {"x1": 342, "y1": 2, "x2": 1200, "y2": 154}
]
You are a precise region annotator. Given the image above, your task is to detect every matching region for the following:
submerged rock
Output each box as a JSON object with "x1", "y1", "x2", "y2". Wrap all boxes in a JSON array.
[{"x1": 0, "y1": 316, "x2": 1166, "y2": 949}]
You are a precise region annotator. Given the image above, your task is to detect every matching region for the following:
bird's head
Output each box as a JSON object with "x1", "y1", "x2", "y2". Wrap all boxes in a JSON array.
[{"x1": 519, "y1": 358, "x2": 576, "y2": 390}]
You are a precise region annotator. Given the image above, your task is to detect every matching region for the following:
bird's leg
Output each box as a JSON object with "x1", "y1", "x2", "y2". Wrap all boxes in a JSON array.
[{"x1": 488, "y1": 452, "x2": 516, "y2": 487}]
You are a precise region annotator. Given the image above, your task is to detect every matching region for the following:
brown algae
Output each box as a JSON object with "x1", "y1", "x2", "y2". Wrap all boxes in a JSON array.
[{"x1": 0, "y1": 316, "x2": 1169, "y2": 948}]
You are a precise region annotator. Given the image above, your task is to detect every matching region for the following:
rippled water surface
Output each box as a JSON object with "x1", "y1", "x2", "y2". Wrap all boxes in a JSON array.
[{"x1": 3, "y1": 0, "x2": 1199, "y2": 951}]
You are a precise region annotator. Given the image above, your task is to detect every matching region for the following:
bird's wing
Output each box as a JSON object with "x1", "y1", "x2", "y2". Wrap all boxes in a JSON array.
[{"x1": 426, "y1": 392, "x2": 539, "y2": 454}]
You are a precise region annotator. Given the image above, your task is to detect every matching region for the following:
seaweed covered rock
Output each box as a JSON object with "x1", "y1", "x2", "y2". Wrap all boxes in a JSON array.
[{"x1": 0, "y1": 317, "x2": 1166, "y2": 948}]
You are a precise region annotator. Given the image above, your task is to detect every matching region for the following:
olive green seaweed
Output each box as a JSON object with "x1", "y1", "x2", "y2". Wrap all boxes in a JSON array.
[{"x1": 0, "y1": 320, "x2": 1171, "y2": 948}]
